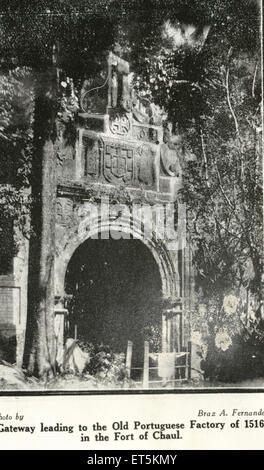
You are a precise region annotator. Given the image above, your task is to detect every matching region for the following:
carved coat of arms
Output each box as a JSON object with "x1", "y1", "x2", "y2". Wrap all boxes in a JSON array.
[{"x1": 103, "y1": 141, "x2": 134, "y2": 184}]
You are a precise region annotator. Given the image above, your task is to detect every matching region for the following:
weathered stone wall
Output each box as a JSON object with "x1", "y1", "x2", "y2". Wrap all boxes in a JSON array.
[{"x1": 0, "y1": 238, "x2": 29, "y2": 366}]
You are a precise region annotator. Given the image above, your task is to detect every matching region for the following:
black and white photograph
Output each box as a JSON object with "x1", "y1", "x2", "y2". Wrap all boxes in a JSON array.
[{"x1": 0, "y1": 0, "x2": 262, "y2": 397}]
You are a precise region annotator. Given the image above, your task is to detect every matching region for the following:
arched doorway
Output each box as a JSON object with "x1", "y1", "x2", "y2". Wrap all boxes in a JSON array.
[{"x1": 65, "y1": 231, "x2": 163, "y2": 361}]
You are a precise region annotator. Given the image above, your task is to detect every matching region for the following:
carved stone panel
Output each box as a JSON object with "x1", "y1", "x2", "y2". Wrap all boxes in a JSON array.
[
  {"x1": 82, "y1": 135, "x2": 103, "y2": 179},
  {"x1": 56, "y1": 144, "x2": 75, "y2": 180},
  {"x1": 160, "y1": 143, "x2": 181, "y2": 177},
  {"x1": 132, "y1": 124, "x2": 159, "y2": 144},
  {"x1": 136, "y1": 143, "x2": 158, "y2": 189},
  {"x1": 56, "y1": 198, "x2": 74, "y2": 226},
  {"x1": 103, "y1": 140, "x2": 134, "y2": 184},
  {"x1": 109, "y1": 111, "x2": 131, "y2": 136}
]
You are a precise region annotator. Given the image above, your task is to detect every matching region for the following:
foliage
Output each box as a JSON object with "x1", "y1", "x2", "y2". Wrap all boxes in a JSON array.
[
  {"x1": 77, "y1": 339, "x2": 127, "y2": 385},
  {"x1": 131, "y1": 1, "x2": 262, "y2": 312},
  {"x1": 0, "y1": 67, "x2": 34, "y2": 186},
  {"x1": 133, "y1": 46, "x2": 205, "y2": 129},
  {"x1": 0, "y1": 186, "x2": 31, "y2": 273},
  {"x1": 0, "y1": 1, "x2": 117, "y2": 76},
  {"x1": 0, "y1": 68, "x2": 34, "y2": 271},
  {"x1": 192, "y1": 292, "x2": 264, "y2": 382},
  {"x1": 128, "y1": 0, "x2": 262, "y2": 382},
  {"x1": 184, "y1": 54, "x2": 262, "y2": 302},
  {"x1": 142, "y1": 324, "x2": 161, "y2": 353},
  {"x1": 202, "y1": 317, "x2": 264, "y2": 383}
]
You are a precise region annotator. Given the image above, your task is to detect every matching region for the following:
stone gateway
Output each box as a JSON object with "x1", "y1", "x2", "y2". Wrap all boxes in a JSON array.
[{"x1": 0, "y1": 53, "x2": 195, "y2": 386}]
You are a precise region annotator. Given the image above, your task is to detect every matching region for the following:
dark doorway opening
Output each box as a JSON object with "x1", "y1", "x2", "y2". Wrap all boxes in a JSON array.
[{"x1": 65, "y1": 232, "x2": 162, "y2": 361}]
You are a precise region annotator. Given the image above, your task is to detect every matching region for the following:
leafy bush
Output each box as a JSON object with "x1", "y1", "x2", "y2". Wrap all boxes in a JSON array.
[
  {"x1": 142, "y1": 324, "x2": 161, "y2": 353},
  {"x1": 202, "y1": 318, "x2": 264, "y2": 382},
  {"x1": 0, "y1": 68, "x2": 33, "y2": 270},
  {"x1": 77, "y1": 339, "x2": 127, "y2": 385}
]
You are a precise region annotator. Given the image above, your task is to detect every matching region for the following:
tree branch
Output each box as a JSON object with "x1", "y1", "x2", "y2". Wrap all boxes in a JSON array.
[
  {"x1": 200, "y1": 130, "x2": 210, "y2": 189},
  {"x1": 225, "y1": 67, "x2": 239, "y2": 135},
  {"x1": 252, "y1": 62, "x2": 259, "y2": 98},
  {"x1": 215, "y1": 163, "x2": 235, "y2": 211}
]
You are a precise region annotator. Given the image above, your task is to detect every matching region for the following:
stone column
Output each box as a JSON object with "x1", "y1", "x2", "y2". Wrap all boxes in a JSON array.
[{"x1": 54, "y1": 298, "x2": 68, "y2": 369}]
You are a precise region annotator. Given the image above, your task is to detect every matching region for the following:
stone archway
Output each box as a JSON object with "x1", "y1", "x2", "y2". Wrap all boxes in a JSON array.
[
  {"x1": 55, "y1": 215, "x2": 180, "y2": 300},
  {"x1": 55, "y1": 215, "x2": 183, "y2": 354}
]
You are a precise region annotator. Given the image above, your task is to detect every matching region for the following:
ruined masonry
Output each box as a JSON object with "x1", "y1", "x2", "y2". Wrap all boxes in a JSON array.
[{"x1": 0, "y1": 53, "x2": 195, "y2": 376}]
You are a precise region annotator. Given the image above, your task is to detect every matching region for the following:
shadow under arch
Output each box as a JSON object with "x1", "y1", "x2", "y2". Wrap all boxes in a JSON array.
[{"x1": 64, "y1": 230, "x2": 164, "y2": 360}]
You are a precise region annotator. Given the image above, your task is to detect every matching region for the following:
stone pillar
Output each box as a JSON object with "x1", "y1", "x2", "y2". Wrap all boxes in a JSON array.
[
  {"x1": 162, "y1": 301, "x2": 182, "y2": 353},
  {"x1": 54, "y1": 298, "x2": 68, "y2": 369}
]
